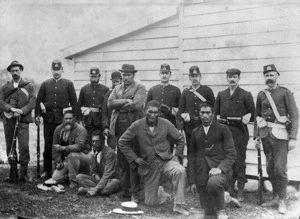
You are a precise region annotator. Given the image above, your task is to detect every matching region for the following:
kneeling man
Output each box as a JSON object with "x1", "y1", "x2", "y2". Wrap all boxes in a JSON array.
[
  {"x1": 119, "y1": 100, "x2": 188, "y2": 216},
  {"x1": 51, "y1": 110, "x2": 92, "y2": 188},
  {"x1": 189, "y1": 102, "x2": 236, "y2": 219},
  {"x1": 76, "y1": 130, "x2": 120, "y2": 196}
]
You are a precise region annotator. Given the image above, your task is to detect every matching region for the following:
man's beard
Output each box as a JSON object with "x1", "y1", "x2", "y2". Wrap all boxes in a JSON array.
[
  {"x1": 12, "y1": 74, "x2": 20, "y2": 80},
  {"x1": 64, "y1": 122, "x2": 73, "y2": 130}
]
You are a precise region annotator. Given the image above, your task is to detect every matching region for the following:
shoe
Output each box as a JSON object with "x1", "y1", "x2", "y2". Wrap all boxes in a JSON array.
[
  {"x1": 173, "y1": 204, "x2": 189, "y2": 216},
  {"x1": 41, "y1": 172, "x2": 51, "y2": 179},
  {"x1": 131, "y1": 194, "x2": 139, "y2": 203},
  {"x1": 216, "y1": 209, "x2": 228, "y2": 219},
  {"x1": 237, "y1": 189, "x2": 245, "y2": 202},
  {"x1": 77, "y1": 187, "x2": 88, "y2": 196},
  {"x1": 19, "y1": 172, "x2": 29, "y2": 182},
  {"x1": 261, "y1": 196, "x2": 279, "y2": 208},
  {"x1": 278, "y1": 199, "x2": 287, "y2": 214}
]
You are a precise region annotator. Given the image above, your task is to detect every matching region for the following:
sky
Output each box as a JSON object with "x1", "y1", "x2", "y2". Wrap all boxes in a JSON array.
[{"x1": 0, "y1": 0, "x2": 180, "y2": 83}]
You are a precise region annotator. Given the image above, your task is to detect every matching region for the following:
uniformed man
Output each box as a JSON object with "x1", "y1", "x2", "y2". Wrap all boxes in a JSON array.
[
  {"x1": 146, "y1": 64, "x2": 181, "y2": 153},
  {"x1": 0, "y1": 60, "x2": 36, "y2": 181},
  {"x1": 77, "y1": 67, "x2": 109, "y2": 147},
  {"x1": 254, "y1": 64, "x2": 299, "y2": 214},
  {"x1": 108, "y1": 64, "x2": 146, "y2": 202},
  {"x1": 102, "y1": 71, "x2": 122, "y2": 149},
  {"x1": 35, "y1": 59, "x2": 77, "y2": 179},
  {"x1": 214, "y1": 68, "x2": 255, "y2": 201},
  {"x1": 178, "y1": 66, "x2": 215, "y2": 167}
]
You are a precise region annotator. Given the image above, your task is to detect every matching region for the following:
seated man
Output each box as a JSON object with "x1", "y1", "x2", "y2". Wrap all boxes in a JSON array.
[
  {"x1": 189, "y1": 102, "x2": 237, "y2": 219},
  {"x1": 76, "y1": 130, "x2": 121, "y2": 196},
  {"x1": 50, "y1": 110, "x2": 92, "y2": 188},
  {"x1": 119, "y1": 100, "x2": 189, "y2": 216}
]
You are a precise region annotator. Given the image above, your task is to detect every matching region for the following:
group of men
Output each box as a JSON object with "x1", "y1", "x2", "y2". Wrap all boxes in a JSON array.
[{"x1": 0, "y1": 59, "x2": 298, "y2": 218}]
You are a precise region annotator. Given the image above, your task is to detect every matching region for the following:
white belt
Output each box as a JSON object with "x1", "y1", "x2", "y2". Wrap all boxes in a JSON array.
[{"x1": 266, "y1": 122, "x2": 286, "y2": 129}]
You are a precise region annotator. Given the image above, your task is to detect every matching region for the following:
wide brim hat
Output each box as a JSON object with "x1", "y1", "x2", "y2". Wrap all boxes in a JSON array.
[
  {"x1": 7, "y1": 60, "x2": 24, "y2": 72},
  {"x1": 119, "y1": 64, "x2": 138, "y2": 73},
  {"x1": 112, "y1": 202, "x2": 144, "y2": 215}
]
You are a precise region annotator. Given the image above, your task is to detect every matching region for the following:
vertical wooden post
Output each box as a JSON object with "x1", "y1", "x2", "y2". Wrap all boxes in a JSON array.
[{"x1": 178, "y1": 1, "x2": 185, "y2": 91}]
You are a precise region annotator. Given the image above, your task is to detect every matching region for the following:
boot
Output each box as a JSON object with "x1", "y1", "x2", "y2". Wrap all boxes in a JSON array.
[
  {"x1": 173, "y1": 204, "x2": 189, "y2": 216},
  {"x1": 237, "y1": 189, "x2": 245, "y2": 202},
  {"x1": 19, "y1": 169, "x2": 29, "y2": 182},
  {"x1": 278, "y1": 199, "x2": 287, "y2": 214},
  {"x1": 77, "y1": 187, "x2": 88, "y2": 196},
  {"x1": 261, "y1": 195, "x2": 279, "y2": 207}
]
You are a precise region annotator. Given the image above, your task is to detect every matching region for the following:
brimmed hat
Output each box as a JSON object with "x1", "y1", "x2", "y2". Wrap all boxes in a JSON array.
[
  {"x1": 226, "y1": 68, "x2": 241, "y2": 76},
  {"x1": 112, "y1": 202, "x2": 144, "y2": 215},
  {"x1": 189, "y1": 66, "x2": 201, "y2": 76},
  {"x1": 52, "y1": 59, "x2": 63, "y2": 70},
  {"x1": 111, "y1": 71, "x2": 122, "y2": 80},
  {"x1": 119, "y1": 64, "x2": 138, "y2": 73},
  {"x1": 160, "y1": 63, "x2": 171, "y2": 73},
  {"x1": 263, "y1": 64, "x2": 280, "y2": 75},
  {"x1": 90, "y1": 67, "x2": 100, "y2": 76},
  {"x1": 7, "y1": 60, "x2": 24, "y2": 72}
]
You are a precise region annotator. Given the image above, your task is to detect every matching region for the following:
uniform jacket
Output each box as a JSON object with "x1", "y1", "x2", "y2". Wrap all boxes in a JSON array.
[
  {"x1": 108, "y1": 81, "x2": 146, "y2": 135},
  {"x1": 188, "y1": 121, "x2": 236, "y2": 186},
  {"x1": 35, "y1": 78, "x2": 77, "y2": 124},
  {"x1": 214, "y1": 86, "x2": 255, "y2": 138},
  {"x1": 91, "y1": 146, "x2": 119, "y2": 191},
  {"x1": 119, "y1": 117, "x2": 185, "y2": 165},
  {"x1": 77, "y1": 83, "x2": 109, "y2": 126},
  {"x1": 178, "y1": 85, "x2": 215, "y2": 134},
  {"x1": 52, "y1": 123, "x2": 90, "y2": 163},
  {"x1": 146, "y1": 84, "x2": 181, "y2": 127},
  {"x1": 254, "y1": 85, "x2": 299, "y2": 139},
  {"x1": 0, "y1": 78, "x2": 36, "y2": 123},
  {"x1": 101, "y1": 90, "x2": 112, "y2": 130}
]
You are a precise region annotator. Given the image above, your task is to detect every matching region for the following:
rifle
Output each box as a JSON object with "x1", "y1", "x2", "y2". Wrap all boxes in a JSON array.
[
  {"x1": 37, "y1": 122, "x2": 41, "y2": 179},
  {"x1": 7, "y1": 117, "x2": 20, "y2": 183},
  {"x1": 256, "y1": 134, "x2": 263, "y2": 205}
]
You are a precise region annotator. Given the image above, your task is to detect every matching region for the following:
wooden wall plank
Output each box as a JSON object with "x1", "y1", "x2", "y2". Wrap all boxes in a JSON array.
[{"x1": 125, "y1": 26, "x2": 179, "y2": 41}]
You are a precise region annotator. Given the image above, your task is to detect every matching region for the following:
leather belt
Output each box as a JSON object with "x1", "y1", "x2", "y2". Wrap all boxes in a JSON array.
[{"x1": 266, "y1": 122, "x2": 286, "y2": 129}]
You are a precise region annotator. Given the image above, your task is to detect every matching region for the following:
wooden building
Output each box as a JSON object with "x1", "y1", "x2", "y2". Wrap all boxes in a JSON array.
[{"x1": 62, "y1": 0, "x2": 300, "y2": 180}]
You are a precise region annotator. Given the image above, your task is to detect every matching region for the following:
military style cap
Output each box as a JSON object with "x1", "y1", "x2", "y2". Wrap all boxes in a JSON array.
[
  {"x1": 119, "y1": 64, "x2": 138, "y2": 73},
  {"x1": 111, "y1": 71, "x2": 122, "y2": 80},
  {"x1": 160, "y1": 63, "x2": 171, "y2": 73},
  {"x1": 52, "y1": 59, "x2": 63, "y2": 70},
  {"x1": 226, "y1": 68, "x2": 241, "y2": 76},
  {"x1": 7, "y1": 60, "x2": 24, "y2": 72},
  {"x1": 189, "y1": 66, "x2": 201, "y2": 76},
  {"x1": 90, "y1": 67, "x2": 100, "y2": 76},
  {"x1": 263, "y1": 64, "x2": 280, "y2": 75}
]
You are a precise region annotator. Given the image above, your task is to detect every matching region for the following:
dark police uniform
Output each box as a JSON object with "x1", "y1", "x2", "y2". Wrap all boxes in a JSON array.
[
  {"x1": 255, "y1": 82, "x2": 299, "y2": 200},
  {"x1": 215, "y1": 71, "x2": 255, "y2": 191},
  {"x1": 35, "y1": 60, "x2": 77, "y2": 177},
  {"x1": 77, "y1": 72, "x2": 109, "y2": 146}
]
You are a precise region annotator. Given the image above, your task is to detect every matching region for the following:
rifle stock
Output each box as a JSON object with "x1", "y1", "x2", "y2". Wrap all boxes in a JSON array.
[
  {"x1": 8, "y1": 117, "x2": 20, "y2": 183},
  {"x1": 37, "y1": 124, "x2": 40, "y2": 178}
]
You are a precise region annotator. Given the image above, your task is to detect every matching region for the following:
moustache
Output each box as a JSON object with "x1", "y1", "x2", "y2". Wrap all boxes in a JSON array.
[
  {"x1": 266, "y1": 79, "x2": 275, "y2": 84},
  {"x1": 63, "y1": 122, "x2": 73, "y2": 128},
  {"x1": 12, "y1": 74, "x2": 20, "y2": 79},
  {"x1": 229, "y1": 81, "x2": 236, "y2": 84}
]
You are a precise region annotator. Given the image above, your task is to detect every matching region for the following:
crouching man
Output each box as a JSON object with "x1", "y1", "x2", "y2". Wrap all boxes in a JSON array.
[
  {"x1": 189, "y1": 102, "x2": 236, "y2": 219},
  {"x1": 76, "y1": 130, "x2": 120, "y2": 196},
  {"x1": 50, "y1": 110, "x2": 92, "y2": 188},
  {"x1": 119, "y1": 100, "x2": 189, "y2": 216}
]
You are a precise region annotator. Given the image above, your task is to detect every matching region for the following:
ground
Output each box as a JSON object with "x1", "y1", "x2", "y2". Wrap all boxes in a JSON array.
[{"x1": 0, "y1": 165, "x2": 300, "y2": 219}]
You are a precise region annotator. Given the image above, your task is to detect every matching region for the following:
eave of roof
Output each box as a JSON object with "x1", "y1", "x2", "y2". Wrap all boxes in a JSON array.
[{"x1": 61, "y1": 7, "x2": 178, "y2": 60}]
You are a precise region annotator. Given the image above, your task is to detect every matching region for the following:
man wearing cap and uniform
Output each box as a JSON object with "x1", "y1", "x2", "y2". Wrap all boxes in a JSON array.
[
  {"x1": 35, "y1": 59, "x2": 77, "y2": 179},
  {"x1": 77, "y1": 67, "x2": 109, "y2": 147},
  {"x1": 178, "y1": 66, "x2": 215, "y2": 169},
  {"x1": 254, "y1": 64, "x2": 299, "y2": 214},
  {"x1": 214, "y1": 68, "x2": 255, "y2": 201},
  {"x1": 0, "y1": 61, "x2": 36, "y2": 181},
  {"x1": 146, "y1": 64, "x2": 181, "y2": 153},
  {"x1": 102, "y1": 71, "x2": 122, "y2": 149},
  {"x1": 108, "y1": 64, "x2": 146, "y2": 201}
]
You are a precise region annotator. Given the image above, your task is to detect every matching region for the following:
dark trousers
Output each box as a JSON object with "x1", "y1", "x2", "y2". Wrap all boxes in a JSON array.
[
  {"x1": 4, "y1": 118, "x2": 29, "y2": 173},
  {"x1": 197, "y1": 174, "x2": 227, "y2": 211},
  {"x1": 231, "y1": 135, "x2": 248, "y2": 189},
  {"x1": 262, "y1": 132, "x2": 288, "y2": 199},
  {"x1": 43, "y1": 122, "x2": 60, "y2": 174}
]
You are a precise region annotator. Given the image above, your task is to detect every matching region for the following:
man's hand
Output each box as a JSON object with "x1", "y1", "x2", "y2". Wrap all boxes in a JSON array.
[
  {"x1": 53, "y1": 144, "x2": 65, "y2": 152},
  {"x1": 87, "y1": 187, "x2": 98, "y2": 197},
  {"x1": 242, "y1": 113, "x2": 251, "y2": 124},
  {"x1": 11, "y1": 107, "x2": 23, "y2": 114},
  {"x1": 209, "y1": 168, "x2": 222, "y2": 176},
  {"x1": 190, "y1": 184, "x2": 197, "y2": 195},
  {"x1": 35, "y1": 116, "x2": 41, "y2": 126},
  {"x1": 171, "y1": 107, "x2": 178, "y2": 116},
  {"x1": 255, "y1": 137, "x2": 261, "y2": 150},
  {"x1": 134, "y1": 157, "x2": 149, "y2": 167},
  {"x1": 288, "y1": 139, "x2": 296, "y2": 151},
  {"x1": 94, "y1": 174, "x2": 101, "y2": 181},
  {"x1": 103, "y1": 128, "x2": 111, "y2": 137}
]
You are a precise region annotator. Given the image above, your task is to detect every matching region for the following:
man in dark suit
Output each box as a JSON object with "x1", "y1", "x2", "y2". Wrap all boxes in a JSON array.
[
  {"x1": 214, "y1": 68, "x2": 255, "y2": 201},
  {"x1": 189, "y1": 102, "x2": 236, "y2": 219},
  {"x1": 35, "y1": 59, "x2": 77, "y2": 179}
]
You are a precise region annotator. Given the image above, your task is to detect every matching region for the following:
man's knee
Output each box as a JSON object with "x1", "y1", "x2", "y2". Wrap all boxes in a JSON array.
[
  {"x1": 207, "y1": 175, "x2": 225, "y2": 194},
  {"x1": 174, "y1": 165, "x2": 186, "y2": 178},
  {"x1": 68, "y1": 152, "x2": 79, "y2": 160},
  {"x1": 76, "y1": 174, "x2": 86, "y2": 182}
]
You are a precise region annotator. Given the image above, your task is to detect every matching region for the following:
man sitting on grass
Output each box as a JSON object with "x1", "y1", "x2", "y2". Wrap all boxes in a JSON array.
[{"x1": 76, "y1": 130, "x2": 121, "y2": 196}]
